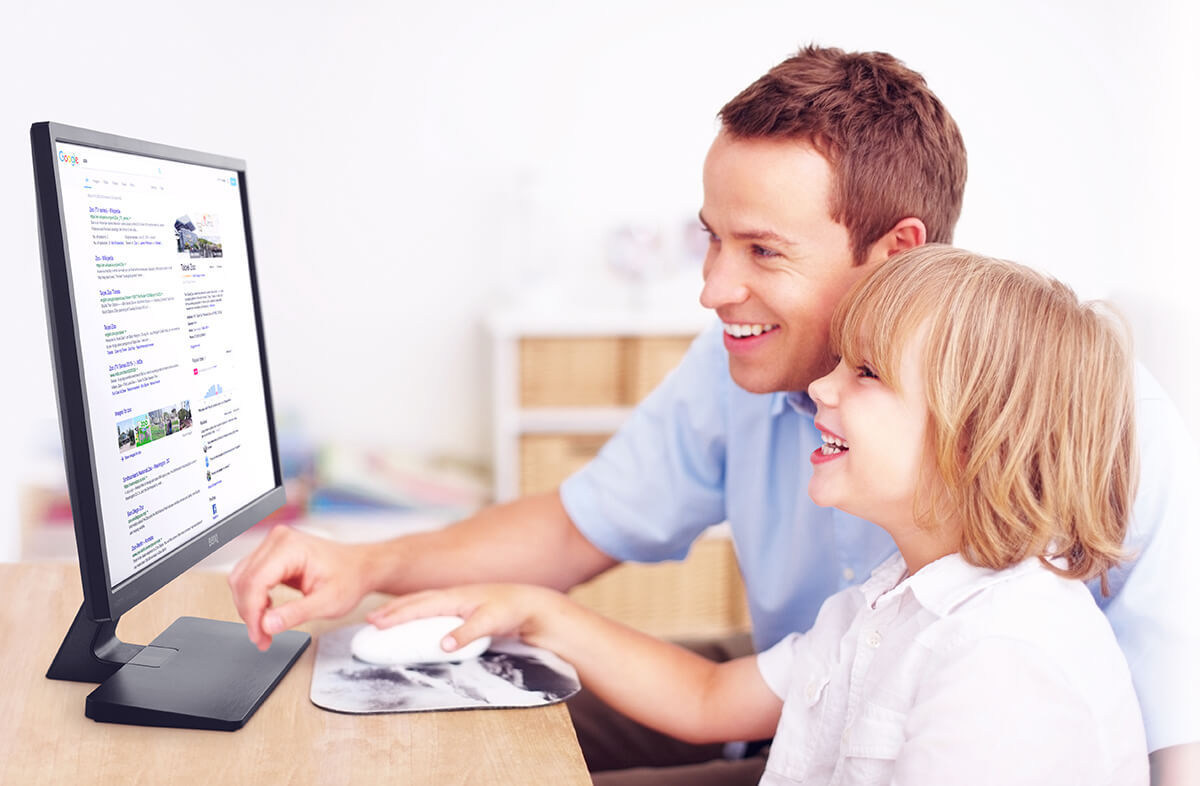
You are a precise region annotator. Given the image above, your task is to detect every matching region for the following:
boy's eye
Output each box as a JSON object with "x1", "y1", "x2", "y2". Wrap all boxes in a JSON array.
[{"x1": 856, "y1": 364, "x2": 879, "y2": 379}]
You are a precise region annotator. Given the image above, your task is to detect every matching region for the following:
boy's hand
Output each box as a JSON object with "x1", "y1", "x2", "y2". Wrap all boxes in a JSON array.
[{"x1": 366, "y1": 584, "x2": 564, "y2": 653}]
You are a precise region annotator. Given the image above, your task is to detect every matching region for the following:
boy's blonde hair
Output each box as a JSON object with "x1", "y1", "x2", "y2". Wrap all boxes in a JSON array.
[{"x1": 830, "y1": 245, "x2": 1136, "y2": 592}]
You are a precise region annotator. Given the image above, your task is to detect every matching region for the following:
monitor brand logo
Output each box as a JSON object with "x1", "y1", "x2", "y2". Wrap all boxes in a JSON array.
[
  {"x1": 58, "y1": 150, "x2": 81, "y2": 166},
  {"x1": 208, "y1": 533, "x2": 219, "y2": 548}
]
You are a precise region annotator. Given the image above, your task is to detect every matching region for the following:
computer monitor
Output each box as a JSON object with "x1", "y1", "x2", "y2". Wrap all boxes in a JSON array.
[{"x1": 30, "y1": 122, "x2": 309, "y2": 730}]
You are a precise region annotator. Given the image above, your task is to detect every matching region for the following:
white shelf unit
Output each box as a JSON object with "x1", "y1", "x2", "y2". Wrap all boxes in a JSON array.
[
  {"x1": 488, "y1": 305, "x2": 712, "y2": 502},
  {"x1": 486, "y1": 304, "x2": 753, "y2": 639}
]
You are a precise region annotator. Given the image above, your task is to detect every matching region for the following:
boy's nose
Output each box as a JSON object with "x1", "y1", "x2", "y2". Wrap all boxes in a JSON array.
[{"x1": 808, "y1": 368, "x2": 837, "y2": 407}]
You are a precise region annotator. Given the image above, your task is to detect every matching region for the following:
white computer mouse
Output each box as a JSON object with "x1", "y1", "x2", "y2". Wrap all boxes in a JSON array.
[{"x1": 349, "y1": 616, "x2": 491, "y2": 666}]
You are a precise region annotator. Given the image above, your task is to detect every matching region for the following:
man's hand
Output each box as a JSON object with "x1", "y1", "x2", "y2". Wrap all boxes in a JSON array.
[{"x1": 228, "y1": 525, "x2": 375, "y2": 650}]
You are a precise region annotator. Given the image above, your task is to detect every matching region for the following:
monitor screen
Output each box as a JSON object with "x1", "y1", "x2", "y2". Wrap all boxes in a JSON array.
[
  {"x1": 52, "y1": 139, "x2": 275, "y2": 588},
  {"x1": 32, "y1": 122, "x2": 308, "y2": 730}
]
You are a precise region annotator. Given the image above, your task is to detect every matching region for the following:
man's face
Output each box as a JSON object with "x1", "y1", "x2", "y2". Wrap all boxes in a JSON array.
[{"x1": 699, "y1": 133, "x2": 880, "y2": 394}]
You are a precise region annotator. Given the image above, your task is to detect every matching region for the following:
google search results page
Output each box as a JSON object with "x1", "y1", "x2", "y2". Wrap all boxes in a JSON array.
[{"x1": 55, "y1": 143, "x2": 275, "y2": 587}]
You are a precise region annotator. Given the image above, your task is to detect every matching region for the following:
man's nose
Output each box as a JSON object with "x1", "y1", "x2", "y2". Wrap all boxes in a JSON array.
[{"x1": 699, "y1": 250, "x2": 749, "y2": 310}]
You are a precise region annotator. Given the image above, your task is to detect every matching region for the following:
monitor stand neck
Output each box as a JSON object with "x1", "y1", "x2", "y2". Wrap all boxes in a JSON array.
[{"x1": 46, "y1": 603, "x2": 142, "y2": 683}]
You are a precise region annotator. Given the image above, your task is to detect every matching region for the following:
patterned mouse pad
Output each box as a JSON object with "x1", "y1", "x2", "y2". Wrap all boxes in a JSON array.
[{"x1": 310, "y1": 623, "x2": 581, "y2": 714}]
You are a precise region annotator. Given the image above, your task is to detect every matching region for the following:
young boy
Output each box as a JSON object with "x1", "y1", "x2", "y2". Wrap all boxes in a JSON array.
[{"x1": 370, "y1": 246, "x2": 1149, "y2": 785}]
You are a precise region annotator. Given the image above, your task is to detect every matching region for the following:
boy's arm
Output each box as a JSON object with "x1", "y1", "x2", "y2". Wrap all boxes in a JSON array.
[{"x1": 369, "y1": 584, "x2": 782, "y2": 745}]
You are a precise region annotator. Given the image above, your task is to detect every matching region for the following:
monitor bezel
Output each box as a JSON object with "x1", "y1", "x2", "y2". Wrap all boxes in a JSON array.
[{"x1": 31, "y1": 121, "x2": 285, "y2": 623}]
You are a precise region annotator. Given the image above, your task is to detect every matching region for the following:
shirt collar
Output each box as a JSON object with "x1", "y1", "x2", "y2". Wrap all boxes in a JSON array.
[
  {"x1": 859, "y1": 552, "x2": 909, "y2": 601},
  {"x1": 772, "y1": 390, "x2": 816, "y2": 418},
  {"x1": 862, "y1": 552, "x2": 1048, "y2": 617}
]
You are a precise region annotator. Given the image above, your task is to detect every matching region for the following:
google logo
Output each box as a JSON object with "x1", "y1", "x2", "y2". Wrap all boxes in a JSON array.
[{"x1": 58, "y1": 150, "x2": 80, "y2": 166}]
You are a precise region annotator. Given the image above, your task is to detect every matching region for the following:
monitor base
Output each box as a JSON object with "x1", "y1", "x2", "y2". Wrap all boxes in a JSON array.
[{"x1": 52, "y1": 612, "x2": 310, "y2": 731}]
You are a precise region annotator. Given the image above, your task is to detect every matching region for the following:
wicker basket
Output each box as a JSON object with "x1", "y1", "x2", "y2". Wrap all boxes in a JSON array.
[
  {"x1": 519, "y1": 336, "x2": 694, "y2": 407},
  {"x1": 514, "y1": 332, "x2": 746, "y2": 639},
  {"x1": 568, "y1": 534, "x2": 752, "y2": 640},
  {"x1": 519, "y1": 433, "x2": 611, "y2": 496}
]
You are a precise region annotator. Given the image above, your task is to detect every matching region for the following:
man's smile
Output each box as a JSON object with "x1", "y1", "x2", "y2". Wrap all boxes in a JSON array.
[{"x1": 722, "y1": 322, "x2": 780, "y2": 338}]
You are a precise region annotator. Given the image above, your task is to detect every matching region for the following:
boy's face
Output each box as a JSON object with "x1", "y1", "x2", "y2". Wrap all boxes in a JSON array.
[
  {"x1": 805, "y1": 327, "x2": 934, "y2": 531},
  {"x1": 699, "y1": 132, "x2": 882, "y2": 394}
]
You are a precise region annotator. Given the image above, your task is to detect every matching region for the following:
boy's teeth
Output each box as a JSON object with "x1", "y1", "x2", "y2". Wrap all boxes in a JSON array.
[
  {"x1": 724, "y1": 323, "x2": 778, "y2": 338},
  {"x1": 820, "y1": 433, "x2": 848, "y2": 453}
]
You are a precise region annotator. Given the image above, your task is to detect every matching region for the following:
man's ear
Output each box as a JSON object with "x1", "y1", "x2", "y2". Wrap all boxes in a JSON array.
[{"x1": 864, "y1": 218, "x2": 927, "y2": 265}]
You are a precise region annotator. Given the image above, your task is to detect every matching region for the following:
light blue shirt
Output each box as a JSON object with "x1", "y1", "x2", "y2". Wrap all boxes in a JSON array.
[{"x1": 560, "y1": 320, "x2": 1200, "y2": 752}]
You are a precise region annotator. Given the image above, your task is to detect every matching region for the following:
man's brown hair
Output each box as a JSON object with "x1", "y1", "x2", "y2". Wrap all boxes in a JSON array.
[{"x1": 720, "y1": 45, "x2": 967, "y2": 264}]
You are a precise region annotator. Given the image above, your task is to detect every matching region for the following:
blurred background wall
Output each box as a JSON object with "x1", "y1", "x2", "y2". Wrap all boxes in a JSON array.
[{"x1": 1, "y1": 0, "x2": 1196, "y2": 560}]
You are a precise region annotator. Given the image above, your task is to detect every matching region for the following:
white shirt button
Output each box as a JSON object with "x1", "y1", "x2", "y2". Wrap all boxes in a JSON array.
[
  {"x1": 806, "y1": 680, "x2": 821, "y2": 702},
  {"x1": 867, "y1": 631, "x2": 882, "y2": 648},
  {"x1": 843, "y1": 567, "x2": 855, "y2": 581}
]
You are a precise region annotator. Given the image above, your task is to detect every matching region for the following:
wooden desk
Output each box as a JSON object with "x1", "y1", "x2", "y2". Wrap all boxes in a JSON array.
[{"x1": 0, "y1": 563, "x2": 589, "y2": 785}]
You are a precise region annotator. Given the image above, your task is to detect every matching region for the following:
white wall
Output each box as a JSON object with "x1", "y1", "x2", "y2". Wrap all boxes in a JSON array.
[{"x1": 1, "y1": 0, "x2": 1197, "y2": 560}]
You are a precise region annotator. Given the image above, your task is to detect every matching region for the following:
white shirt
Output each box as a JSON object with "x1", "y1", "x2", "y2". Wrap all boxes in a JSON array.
[
  {"x1": 566, "y1": 323, "x2": 1200, "y2": 751},
  {"x1": 756, "y1": 553, "x2": 1149, "y2": 786}
]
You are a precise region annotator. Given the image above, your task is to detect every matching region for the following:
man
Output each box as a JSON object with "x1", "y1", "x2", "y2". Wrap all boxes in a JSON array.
[{"x1": 229, "y1": 46, "x2": 1199, "y2": 784}]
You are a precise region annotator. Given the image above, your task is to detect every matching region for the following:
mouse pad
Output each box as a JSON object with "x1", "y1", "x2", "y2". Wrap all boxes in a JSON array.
[{"x1": 310, "y1": 624, "x2": 581, "y2": 714}]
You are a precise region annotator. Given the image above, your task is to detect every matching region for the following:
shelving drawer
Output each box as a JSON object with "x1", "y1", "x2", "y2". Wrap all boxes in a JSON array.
[
  {"x1": 519, "y1": 336, "x2": 693, "y2": 407},
  {"x1": 519, "y1": 433, "x2": 612, "y2": 496},
  {"x1": 519, "y1": 338, "x2": 624, "y2": 407},
  {"x1": 626, "y1": 336, "x2": 695, "y2": 402},
  {"x1": 568, "y1": 536, "x2": 752, "y2": 639}
]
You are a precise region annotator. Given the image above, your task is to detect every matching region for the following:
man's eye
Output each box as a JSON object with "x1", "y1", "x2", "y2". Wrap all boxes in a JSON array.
[
  {"x1": 856, "y1": 365, "x2": 879, "y2": 379},
  {"x1": 752, "y1": 244, "x2": 779, "y2": 258}
]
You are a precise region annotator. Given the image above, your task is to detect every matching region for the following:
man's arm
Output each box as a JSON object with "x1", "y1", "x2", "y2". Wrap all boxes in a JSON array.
[
  {"x1": 228, "y1": 490, "x2": 616, "y2": 650},
  {"x1": 370, "y1": 583, "x2": 783, "y2": 745},
  {"x1": 1150, "y1": 743, "x2": 1200, "y2": 786},
  {"x1": 1106, "y1": 367, "x2": 1200, "y2": 765},
  {"x1": 231, "y1": 325, "x2": 729, "y2": 651}
]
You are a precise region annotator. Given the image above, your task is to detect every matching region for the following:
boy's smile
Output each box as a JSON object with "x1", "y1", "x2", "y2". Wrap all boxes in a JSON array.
[{"x1": 812, "y1": 425, "x2": 849, "y2": 463}]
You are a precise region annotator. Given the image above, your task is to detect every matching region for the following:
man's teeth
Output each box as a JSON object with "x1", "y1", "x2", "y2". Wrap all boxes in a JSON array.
[
  {"x1": 820, "y1": 433, "x2": 848, "y2": 455},
  {"x1": 723, "y1": 323, "x2": 779, "y2": 338}
]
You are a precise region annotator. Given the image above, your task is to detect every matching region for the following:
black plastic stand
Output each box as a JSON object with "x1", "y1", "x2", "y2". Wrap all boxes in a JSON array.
[
  {"x1": 47, "y1": 604, "x2": 144, "y2": 683},
  {"x1": 48, "y1": 607, "x2": 310, "y2": 731}
]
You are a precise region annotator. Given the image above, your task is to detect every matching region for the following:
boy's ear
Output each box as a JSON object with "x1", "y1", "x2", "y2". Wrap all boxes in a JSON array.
[{"x1": 864, "y1": 218, "x2": 927, "y2": 265}]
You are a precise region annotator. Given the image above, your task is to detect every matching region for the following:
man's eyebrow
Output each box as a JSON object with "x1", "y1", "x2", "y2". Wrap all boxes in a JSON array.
[{"x1": 697, "y1": 211, "x2": 798, "y2": 247}]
